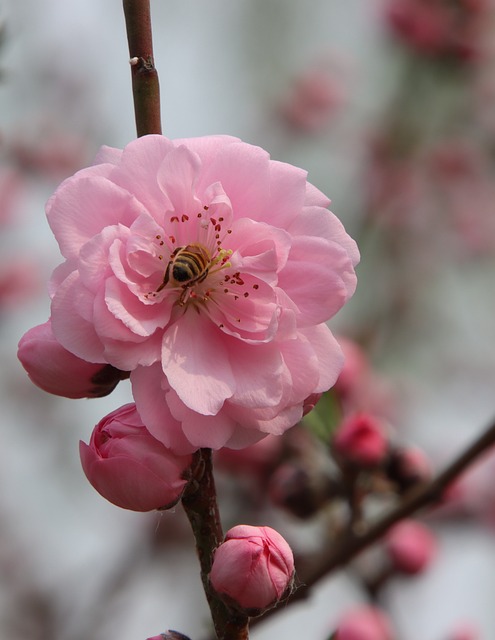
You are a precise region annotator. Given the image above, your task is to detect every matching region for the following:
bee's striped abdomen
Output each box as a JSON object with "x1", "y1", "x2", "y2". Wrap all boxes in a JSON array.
[{"x1": 172, "y1": 245, "x2": 210, "y2": 283}]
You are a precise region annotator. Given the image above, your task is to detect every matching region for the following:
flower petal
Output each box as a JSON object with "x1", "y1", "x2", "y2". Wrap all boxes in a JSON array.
[{"x1": 161, "y1": 312, "x2": 235, "y2": 415}]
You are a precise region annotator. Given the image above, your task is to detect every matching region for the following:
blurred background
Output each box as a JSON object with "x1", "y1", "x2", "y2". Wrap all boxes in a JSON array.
[{"x1": 1, "y1": 0, "x2": 495, "y2": 638}]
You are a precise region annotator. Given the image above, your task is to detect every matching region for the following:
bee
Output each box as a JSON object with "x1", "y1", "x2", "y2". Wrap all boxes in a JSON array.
[{"x1": 157, "y1": 243, "x2": 211, "y2": 303}]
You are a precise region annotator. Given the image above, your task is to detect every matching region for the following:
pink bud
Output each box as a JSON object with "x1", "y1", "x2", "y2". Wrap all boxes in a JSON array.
[
  {"x1": 80, "y1": 404, "x2": 193, "y2": 512},
  {"x1": 385, "y1": 520, "x2": 436, "y2": 575},
  {"x1": 334, "y1": 605, "x2": 394, "y2": 640},
  {"x1": 18, "y1": 320, "x2": 128, "y2": 398},
  {"x1": 210, "y1": 524, "x2": 294, "y2": 614},
  {"x1": 333, "y1": 413, "x2": 389, "y2": 467}
]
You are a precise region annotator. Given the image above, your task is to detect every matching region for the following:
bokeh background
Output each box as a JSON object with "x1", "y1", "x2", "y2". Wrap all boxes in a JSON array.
[{"x1": 1, "y1": 1, "x2": 495, "y2": 638}]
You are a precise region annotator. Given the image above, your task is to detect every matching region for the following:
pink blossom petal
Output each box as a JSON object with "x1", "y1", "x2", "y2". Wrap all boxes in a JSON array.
[
  {"x1": 195, "y1": 142, "x2": 271, "y2": 219},
  {"x1": 228, "y1": 340, "x2": 284, "y2": 408},
  {"x1": 51, "y1": 271, "x2": 105, "y2": 362},
  {"x1": 93, "y1": 145, "x2": 122, "y2": 165},
  {"x1": 161, "y1": 312, "x2": 235, "y2": 415},
  {"x1": 156, "y1": 145, "x2": 202, "y2": 219},
  {"x1": 261, "y1": 160, "x2": 309, "y2": 227},
  {"x1": 131, "y1": 364, "x2": 195, "y2": 454},
  {"x1": 103, "y1": 330, "x2": 163, "y2": 370},
  {"x1": 278, "y1": 236, "x2": 353, "y2": 325},
  {"x1": 166, "y1": 390, "x2": 236, "y2": 450},
  {"x1": 47, "y1": 175, "x2": 146, "y2": 260},
  {"x1": 78, "y1": 226, "x2": 126, "y2": 292},
  {"x1": 104, "y1": 277, "x2": 171, "y2": 336},
  {"x1": 229, "y1": 218, "x2": 291, "y2": 283},
  {"x1": 300, "y1": 324, "x2": 344, "y2": 392},
  {"x1": 207, "y1": 275, "x2": 278, "y2": 341},
  {"x1": 110, "y1": 135, "x2": 175, "y2": 216},
  {"x1": 175, "y1": 134, "x2": 241, "y2": 163}
]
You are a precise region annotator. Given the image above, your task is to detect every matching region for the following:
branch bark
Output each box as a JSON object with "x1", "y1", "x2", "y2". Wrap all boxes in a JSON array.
[
  {"x1": 123, "y1": 0, "x2": 162, "y2": 136},
  {"x1": 182, "y1": 449, "x2": 250, "y2": 640}
]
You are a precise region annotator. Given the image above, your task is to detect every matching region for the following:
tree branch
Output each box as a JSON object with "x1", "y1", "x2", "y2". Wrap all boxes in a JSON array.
[
  {"x1": 258, "y1": 417, "x2": 495, "y2": 625},
  {"x1": 123, "y1": 0, "x2": 162, "y2": 137}
]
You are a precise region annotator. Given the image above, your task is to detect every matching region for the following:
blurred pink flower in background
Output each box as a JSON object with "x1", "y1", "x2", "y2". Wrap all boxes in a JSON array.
[
  {"x1": 334, "y1": 337, "x2": 396, "y2": 420},
  {"x1": 80, "y1": 403, "x2": 192, "y2": 512},
  {"x1": 385, "y1": 519, "x2": 437, "y2": 575},
  {"x1": 9, "y1": 131, "x2": 89, "y2": 180},
  {"x1": 17, "y1": 320, "x2": 128, "y2": 398},
  {"x1": 0, "y1": 165, "x2": 24, "y2": 226},
  {"x1": 210, "y1": 524, "x2": 294, "y2": 613},
  {"x1": 278, "y1": 61, "x2": 347, "y2": 132},
  {"x1": 428, "y1": 139, "x2": 495, "y2": 255},
  {"x1": 333, "y1": 605, "x2": 395, "y2": 640},
  {"x1": 448, "y1": 621, "x2": 479, "y2": 640},
  {"x1": 0, "y1": 258, "x2": 40, "y2": 310},
  {"x1": 333, "y1": 412, "x2": 389, "y2": 468},
  {"x1": 385, "y1": 0, "x2": 489, "y2": 62},
  {"x1": 44, "y1": 134, "x2": 358, "y2": 452}
]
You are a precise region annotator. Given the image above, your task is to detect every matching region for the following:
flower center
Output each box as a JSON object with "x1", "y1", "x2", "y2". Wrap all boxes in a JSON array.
[{"x1": 156, "y1": 242, "x2": 232, "y2": 306}]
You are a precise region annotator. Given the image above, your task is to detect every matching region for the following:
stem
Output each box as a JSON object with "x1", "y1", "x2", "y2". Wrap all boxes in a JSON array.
[
  {"x1": 182, "y1": 449, "x2": 249, "y2": 640},
  {"x1": 123, "y1": 0, "x2": 162, "y2": 137}
]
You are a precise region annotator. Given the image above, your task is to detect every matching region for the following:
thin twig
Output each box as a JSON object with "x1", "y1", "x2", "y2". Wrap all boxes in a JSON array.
[{"x1": 122, "y1": 0, "x2": 162, "y2": 136}]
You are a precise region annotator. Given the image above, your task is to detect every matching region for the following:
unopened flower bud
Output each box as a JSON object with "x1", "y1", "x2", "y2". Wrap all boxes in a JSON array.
[
  {"x1": 268, "y1": 463, "x2": 339, "y2": 519},
  {"x1": 332, "y1": 413, "x2": 389, "y2": 468},
  {"x1": 386, "y1": 446, "x2": 432, "y2": 492},
  {"x1": 385, "y1": 519, "x2": 436, "y2": 575},
  {"x1": 18, "y1": 320, "x2": 128, "y2": 398},
  {"x1": 333, "y1": 605, "x2": 394, "y2": 640},
  {"x1": 210, "y1": 524, "x2": 294, "y2": 615},
  {"x1": 80, "y1": 403, "x2": 193, "y2": 512}
]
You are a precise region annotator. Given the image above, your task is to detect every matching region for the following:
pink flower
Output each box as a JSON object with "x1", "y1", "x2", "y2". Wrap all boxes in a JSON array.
[
  {"x1": 334, "y1": 605, "x2": 394, "y2": 640},
  {"x1": 385, "y1": 519, "x2": 437, "y2": 575},
  {"x1": 80, "y1": 403, "x2": 192, "y2": 511},
  {"x1": 46, "y1": 135, "x2": 358, "y2": 452},
  {"x1": 332, "y1": 413, "x2": 389, "y2": 467},
  {"x1": 18, "y1": 320, "x2": 128, "y2": 398},
  {"x1": 210, "y1": 524, "x2": 294, "y2": 613}
]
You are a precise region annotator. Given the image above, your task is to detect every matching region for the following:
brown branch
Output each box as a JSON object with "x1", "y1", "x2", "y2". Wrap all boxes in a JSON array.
[
  {"x1": 256, "y1": 417, "x2": 495, "y2": 626},
  {"x1": 182, "y1": 449, "x2": 249, "y2": 640},
  {"x1": 122, "y1": 0, "x2": 162, "y2": 137}
]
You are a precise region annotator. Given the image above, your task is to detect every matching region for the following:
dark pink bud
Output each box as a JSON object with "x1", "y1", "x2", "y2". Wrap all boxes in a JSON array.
[
  {"x1": 386, "y1": 446, "x2": 432, "y2": 492},
  {"x1": 268, "y1": 463, "x2": 340, "y2": 519},
  {"x1": 333, "y1": 413, "x2": 389, "y2": 467},
  {"x1": 18, "y1": 320, "x2": 128, "y2": 398},
  {"x1": 385, "y1": 520, "x2": 436, "y2": 575},
  {"x1": 210, "y1": 525, "x2": 294, "y2": 614},
  {"x1": 334, "y1": 605, "x2": 394, "y2": 640},
  {"x1": 303, "y1": 392, "x2": 323, "y2": 416},
  {"x1": 80, "y1": 404, "x2": 193, "y2": 512}
]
